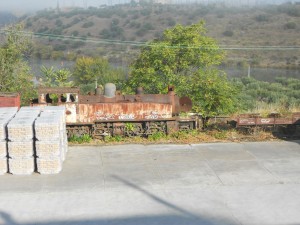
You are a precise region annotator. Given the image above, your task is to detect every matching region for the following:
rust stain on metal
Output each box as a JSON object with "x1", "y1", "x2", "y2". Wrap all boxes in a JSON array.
[{"x1": 78, "y1": 103, "x2": 172, "y2": 123}]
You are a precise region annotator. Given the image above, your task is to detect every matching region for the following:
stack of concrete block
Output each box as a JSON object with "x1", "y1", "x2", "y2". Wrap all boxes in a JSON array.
[
  {"x1": 0, "y1": 107, "x2": 18, "y2": 175},
  {"x1": 35, "y1": 106, "x2": 67, "y2": 174},
  {"x1": 7, "y1": 107, "x2": 41, "y2": 175}
]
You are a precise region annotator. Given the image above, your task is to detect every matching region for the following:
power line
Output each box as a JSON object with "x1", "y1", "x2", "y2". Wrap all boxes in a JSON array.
[{"x1": 0, "y1": 29, "x2": 300, "y2": 51}]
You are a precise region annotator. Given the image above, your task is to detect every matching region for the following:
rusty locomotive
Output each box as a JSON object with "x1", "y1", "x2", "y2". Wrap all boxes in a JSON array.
[
  {"x1": 2, "y1": 87, "x2": 300, "y2": 138},
  {"x1": 31, "y1": 84, "x2": 196, "y2": 138}
]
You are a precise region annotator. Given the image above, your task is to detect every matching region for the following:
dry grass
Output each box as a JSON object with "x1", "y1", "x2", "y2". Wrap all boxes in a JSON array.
[{"x1": 69, "y1": 128, "x2": 284, "y2": 146}]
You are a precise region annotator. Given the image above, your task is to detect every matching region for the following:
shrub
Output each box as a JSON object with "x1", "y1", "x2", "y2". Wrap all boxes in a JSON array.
[
  {"x1": 136, "y1": 28, "x2": 148, "y2": 37},
  {"x1": 71, "y1": 30, "x2": 79, "y2": 36},
  {"x1": 142, "y1": 22, "x2": 154, "y2": 30},
  {"x1": 69, "y1": 134, "x2": 92, "y2": 143},
  {"x1": 223, "y1": 30, "x2": 234, "y2": 37},
  {"x1": 148, "y1": 131, "x2": 166, "y2": 141},
  {"x1": 284, "y1": 22, "x2": 296, "y2": 29},
  {"x1": 53, "y1": 44, "x2": 67, "y2": 51},
  {"x1": 255, "y1": 14, "x2": 269, "y2": 22},
  {"x1": 55, "y1": 19, "x2": 63, "y2": 26},
  {"x1": 82, "y1": 21, "x2": 94, "y2": 28},
  {"x1": 167, "y1": 17, "x2": 176, "y2": 26},
  {"x1": 112, "y1": 18, "x2": 120, "y2": 25}
]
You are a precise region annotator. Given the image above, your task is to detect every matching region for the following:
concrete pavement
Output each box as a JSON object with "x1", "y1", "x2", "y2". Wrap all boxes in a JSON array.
[{"x1": 0, "y1": 141, "x2": 300, "y2": 225}]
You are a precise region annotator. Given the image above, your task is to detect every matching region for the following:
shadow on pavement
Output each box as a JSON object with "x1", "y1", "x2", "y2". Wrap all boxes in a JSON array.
[
  {"x1": 271, "y1": 125, "x2": 300, "y2": 144},
  {"x1": 0, "y1": 210, "x2": 237, "y2": 225},
  {"x1": 0, "y1": 175, "x2": 238, "y2": 225}
]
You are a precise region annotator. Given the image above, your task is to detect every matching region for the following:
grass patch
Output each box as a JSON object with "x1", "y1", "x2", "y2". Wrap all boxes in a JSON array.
[{"x1": 69, "y1": 134, "x2": 92, "y2": 144}]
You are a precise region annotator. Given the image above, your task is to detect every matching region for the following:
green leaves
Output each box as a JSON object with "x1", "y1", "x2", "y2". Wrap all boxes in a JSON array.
[
  {"x1": 40, "y1": 66, "x2": 73, "y2": 87},
  {"x1": 0, "y1": 24, "x2": 36, "y2": 105},
  {"x1": 72, "y1": 56, "x2": 126, "y2": 93},
  {"x1": 188, "y1": 69, "x2": 238, "y2": 118},
  {"x1": 128, "y1": 21, "x2": 224, "y2": 94},
  {"x1": 127, "y1": 20, "x2": 239, "y2": 125}
]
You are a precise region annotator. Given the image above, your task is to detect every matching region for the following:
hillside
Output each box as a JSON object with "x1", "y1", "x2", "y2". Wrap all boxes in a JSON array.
[
  {"x1": 21, "y1": 3, "x2": 300, "y2": 68},
  {"x1": 0, "y1": 11, "x2": 17, "y2": 26}
]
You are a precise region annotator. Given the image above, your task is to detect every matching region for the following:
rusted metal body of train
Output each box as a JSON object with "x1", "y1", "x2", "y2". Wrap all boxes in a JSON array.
[
  {"x1": 2, "y1": 87, "x2": 299, "y2": 137},
  {"x1": 236, "y1": 113, "x2": 300, "y2": 134},
  {"x1": 31, "y1": 84, "x2": 196, "y2": 138}
]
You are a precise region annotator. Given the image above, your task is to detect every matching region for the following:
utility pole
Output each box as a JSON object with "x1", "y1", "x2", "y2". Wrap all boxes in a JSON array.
[{"x1": 248, "y1": 65, "x2": 251, "y2": 78}]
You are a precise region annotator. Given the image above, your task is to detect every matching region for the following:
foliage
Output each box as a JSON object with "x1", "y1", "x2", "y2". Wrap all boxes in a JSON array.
[
  {"x1": 105, "y1": 135, "x2": 124, "y2": 142},
  {"x1": 255, "y1": 14, "x2": 269, "y2": 22},
  {"x1": 148, "y1": 131, "x2": 166, "y2": 141},
  {"x1": 187, "y1": 69, "x2": 238, "y2": 126},
  {"x1": 223, "y1": 30, "x2": 234, "y2": 37},
  {"x1": 0, "y1": 24, "x2": 36, "y2": 105},
  {"x1": 40, "y1": 66, "x2": 73, "y2": 87},
  {"x1": 69, "y1": 134, "x2": 92, "y2": 143},
  {"x1": 128, "y1": 21, "x2": 224, "y2": 94},
  {"x1": 284, "y1": 22, "x2": 296, "y2": 29},
  {"x1": 73, "y1": 56, "x2": 126, "y2": 88},
  {"x1": 232, "y1": 77, "x2": 300, "y2": 113},
  {"x1": 82, "y1": 21, "x2": 94, "y2": 28}
]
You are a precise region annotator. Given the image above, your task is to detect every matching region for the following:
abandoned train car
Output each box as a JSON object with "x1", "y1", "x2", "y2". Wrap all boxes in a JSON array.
[{"x1": 31, "y1": 84, "x2": 196, "y2": 138}]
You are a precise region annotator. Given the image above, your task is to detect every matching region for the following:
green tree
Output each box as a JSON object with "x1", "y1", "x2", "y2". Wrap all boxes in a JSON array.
[
  {"x1": 0, "y1": 24, "x2": 36, "y2": 105},
  {"x1": 128, "y1": 21, "x2": 238, "y2": 126},
  {"x1": 40, "y1": 66, "x2": 73, "y2": 87},
  {"x1": 188, "y1": 69, "x2": 238, "y2": 127},
  {"x1": 73, "y1": 56, "x2": 112, "y2": 85},
  {"x1": 128, "y1": 21, "x2": 224, "y2": 94},
  {"x1": 72, "y1": 56, "x2": 126, "y2": 93}
]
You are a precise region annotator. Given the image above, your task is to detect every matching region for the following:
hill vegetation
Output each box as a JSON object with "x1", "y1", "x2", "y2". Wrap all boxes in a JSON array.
[
  {"x1": 20, "y1": 2, "x2": 300, "y2": 68},
  {"x1": 0, "y1": 11, "x2": 17, "y2": 26}
]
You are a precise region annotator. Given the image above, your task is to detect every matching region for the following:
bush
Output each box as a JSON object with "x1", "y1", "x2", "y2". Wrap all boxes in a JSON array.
[
  {"x1": 167, "y1": 17, "x2": 176, "y2": 26},
  {"x1": 142, "y1": 22, "x2": 154, "y2": 30},
  {"x1": 71, "y1": 30, "x2": 79, "y2": 36},
  {"x1": 53, "y1": 44, "x2": 67, "y2": 51},
  {"x1": 55, "y1": 19, "x2": 63, "y2": 26},
  {"x1": 69, "y1": 134, "x2": 92, "y2": 143},
  {"x1": 284, "y1": 22, "x2": 296, "y2": 29},
  {"x1": 255, "y1": 14, "x2": 269, "y2": 22},
  {"x1": 112, "y1": 18, "x2": 120, "y2": 25},
  {"x1": 136, "y1": 28, "x2": 148, "y2": 37},
  {"x1": 82, "y1": 21, "x2": 94, "y2": 28},
  {"x1": 223, "y1": 30, "x2": 234, "y2": 37}
]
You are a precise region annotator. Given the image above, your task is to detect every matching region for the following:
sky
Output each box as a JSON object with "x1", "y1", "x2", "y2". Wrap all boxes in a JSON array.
[
  {"x1": 0, "y1": 0, "x2": 295, "y2": 12},
  {"x1": 0, "y1": 0, "x2": 109, "y2": 12}
]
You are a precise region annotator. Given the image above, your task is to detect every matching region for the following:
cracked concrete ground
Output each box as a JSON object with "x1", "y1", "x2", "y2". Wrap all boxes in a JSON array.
[{"x1": 0, "y1": 141, "x2": 300, "y2": 225}]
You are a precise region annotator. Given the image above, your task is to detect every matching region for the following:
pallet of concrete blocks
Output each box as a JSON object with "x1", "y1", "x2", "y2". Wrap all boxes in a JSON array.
[
  {"x1": 7, "y1": 117, "x2": 36, "y2": 141},
  {"x1": 7, "y1": 141, "x2": 34, "y2": 158},
  {"x1": 35, "y1": 106, "x2": 68, "y2": 174},
  {"x1": 35, "y1": 117, "x2": 63, "y2": 141},
  {"x1": 41, "y1": 106, "x2": 66, "y2": 124},
  {"x1": 8, "y1": 157, "x2": 35, "y2": 175},
  {"x1": 8, "y1": 142, "x2": 35, "y2": 175},
  {"x1": 35, "y1": 140, "x2": 65, "y2": 161},
  {"x1": 0, "y1": 107, "x2": 19, "y2": 141},
  {"x1": 14, "y1": 107, "x2": 41, "y2": 120},
  {"x1": 0, "y1": 157, "x2": 7, "y2": 175},
  {"x1": 0, "y1": 141, "x2": 7, "y2": 175},
  {"x1": 36, "y1": 156, "x2": 62, "y2": 174}
]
